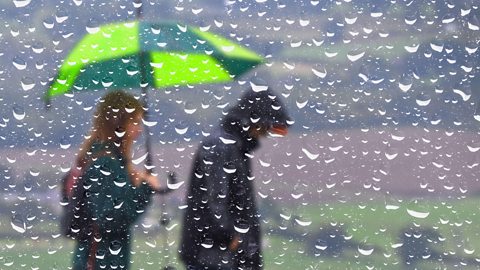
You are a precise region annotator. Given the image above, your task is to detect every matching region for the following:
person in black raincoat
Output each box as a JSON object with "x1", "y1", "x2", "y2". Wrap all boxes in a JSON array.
[{"x1": 179, "y1": 86, "x2": 291, "y2": 269}]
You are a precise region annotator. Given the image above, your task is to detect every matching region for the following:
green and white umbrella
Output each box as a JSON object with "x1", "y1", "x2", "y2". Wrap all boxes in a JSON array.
[
  {"x1": 46, "y1": 20, "x2": 263, "y2": 99},
  {"x1": 46, "y1": 19, "x2": 263, "y2": 181}
]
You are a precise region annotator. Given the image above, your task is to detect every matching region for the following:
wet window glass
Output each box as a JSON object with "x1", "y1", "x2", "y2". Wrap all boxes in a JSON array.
[{"x1": 1, "y1": 0, "x2": 479, "y2": 269}]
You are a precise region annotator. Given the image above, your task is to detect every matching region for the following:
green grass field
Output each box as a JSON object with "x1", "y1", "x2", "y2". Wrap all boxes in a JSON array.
[{"x1": 1, "y1": 197, "x2": 479, "y2": 269}]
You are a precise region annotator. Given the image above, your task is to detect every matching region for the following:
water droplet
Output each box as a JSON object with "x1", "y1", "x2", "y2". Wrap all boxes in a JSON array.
[
  {"x1": 132, "y1": 153, "x2": 148, "y2": 165},
  {"x1": 126, "y1": 66, "x2": 139, "y2": 76},
  {"x1": 115, "y1": 130, "x2": 125, "y2": 138},
  {"x1": 290, "y1": 40, "x2": 302, "y2": 48},
  {"x1": 467, "y1": 15, "x2": 479, "y2": 30},
  {"x1": 404, "y1": 14, "x2": 417, "y2": 25},
  {"x1": 406, "y1": 208, "x2": 429, "y2": 218},
  {"x1": 295, "y1": 218, "x2": 312, "y2": 226},
  {"x1": 358, "y1": 246, "x2": 374, "y2": 256},
  {"x1": 101, "y1": 77, "x2": 114, "y2": 88},
  {"x1": 141, "y1": 118, "x2": 157, "y2": 127},
  {"x1": 109, "y1": 240, "x2": 122, "y2": 255},
  {"x1": 385, "y1": 149, "x2": 399, "y2": 160},
  {"x1": 100, "y1": 168, "x2": 111, "y2": 176},
  {"x1": 441, "y1": 14, "x2": 455, "y2": 24},
  {"x1": 291, "y1": 193, "x2": 303, "y2": 199},
  {"x1": 13, "y1": 56, "x2": 27, "y2": 70},
  {"x1": 21, "y1": 77, "x2": 35, "y2": 91},
  {"x1": 324, "y1": 50, "x2": 338, "y2": 58},
  {"x1": 259, "y1": 157, "x2": 271, "y2": 167},
  {"x1": 43, "y1": 18, "x2": 54, "y2": 29},
  {"x1": 167, "y1": 177, "x2": 184, "y2": 190},
  {"x1": 467, "y1": 143, "x2": 480, "y2": 153},
  {"x1": 11, "y1": 216, "x2": 26, "y2": 233},
  {"x1": 311, "y1": 67, "x2": 327, "y2": 79},
  {"x1": 201, "y1": 239, "x2": 213, "y2": 249},
  {"x1": 296, "y1": 96, "x2": 308, "y2": 109},
  {"x1": 29, "y1": 168, "x2": 40, "y2": 177},
  {"x1": 13, "y1": 105, "x2": 25, "y2": 120},
  {"x1": 174, "y1": 122, "x2": 188, "y2": 135},
  {"x1": 430, "y1": 42, "x2": 443, "y2": 53},
  {"x1": 404, "y1": 44, "x2": 419, "y2": 53},
  {"x1": 347, "y1": 50, "x2": 365, "y2": 62},
  {"x1": 385, "y1": 204, "x2": 399, "y2": 210},
  {"x1": 219, "y1": 136, "x2": 236, "y2": 144},
  {"x1": 345, "y1": 16, "x2": 357, "y2": 25},
  {"x1": 391, "y1": 130, "x2": 405, "y2": 141},
  {"x1": 95, "y1": 249, "x2": 105, "y2": 259},
  {"x1": 452, "y1": 88, "x2": 471, "y2": 102},
  {"x1": 13, "y1": 0, "x2": 31, "y2": 8},
  {"x1": 234, "y1": 224, "x2": 250, "y2": 233},
  {"x1": 60, "y1": 137, "x2": 71, "y2": 149},
  {"x1": 191, "y1": 7, "x2": 203, "y2": 15},
  {"x1": 329, "y1": 145, "x2": 343, "y2": 152},
  {"x1": 474, "y1": 103, "x2": 480, "y2": 122},
  {"x1": 223, "y1": 165, "x2": 236, "y2": 174},
  {"x1": 299, "y1": 18, "x2": 310, "y2": 27},
  {"x1": 315, "y1": 240, "x2": 328, "y2": 251},
  {"x1": 302, "y1": 148, "x2": 319, "y2": 160},
  {"x1": 250, "y1": 81, "x2": 268, "y2": 92},
  {"x1": 32, "y1": 42, "x2": 45, "y2": 54},
  {"x1": 398, "y1": 82, "x2": 412, "y2": 92},
  {"x1": 145, "y1": 237, "x2": 157, "y2": 248},
  {"x1": 86, "y1": 20, "x2": 100, "y2": 34},
  {"x1": 184, "y1": 102, "x2": 197, "y2": 114},
  {"x1": 113, "y1": 179, "x2": 127, "y2": 188},
  {"x1": 415, "y1": 94, "x2": 431, "y2": 106},
  {"x1": 113, "y1": 199, "x2": 124, "y2": 209}
]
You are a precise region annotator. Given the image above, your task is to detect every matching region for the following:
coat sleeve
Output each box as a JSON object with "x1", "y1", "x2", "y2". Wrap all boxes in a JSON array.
[
  {"x1": 84, "y1": 157, "x2": 153, "y2": 231},
  {"x1": 197, "y1": 144, "x2": 239, "y2": 242}
]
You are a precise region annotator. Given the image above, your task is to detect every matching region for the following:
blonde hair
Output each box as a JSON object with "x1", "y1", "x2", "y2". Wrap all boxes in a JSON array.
[{"x1": 76, "y1": 91, "x2": 144, "y2": 172}]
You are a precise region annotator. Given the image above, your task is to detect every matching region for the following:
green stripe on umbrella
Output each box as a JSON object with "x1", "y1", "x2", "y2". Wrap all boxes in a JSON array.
[
  {"x1": 46, "y1": 20, "x2": 263, "y2": 99},
  {"x1": 150, "y1": 52, "x2": 232, "y2": 87}
]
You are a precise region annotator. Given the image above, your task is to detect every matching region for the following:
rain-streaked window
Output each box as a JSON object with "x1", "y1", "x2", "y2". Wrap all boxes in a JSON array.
[{"x1": 1, "y1": 0, "x2": 479, "y2": 269}]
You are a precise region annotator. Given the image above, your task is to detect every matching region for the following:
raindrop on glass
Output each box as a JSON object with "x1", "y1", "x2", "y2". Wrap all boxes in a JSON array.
[
  {"x1": 415, "y1": 93, "x2": 431, "y2": 107},
  {"x1": 13, "y1": 105, "x2": 25, "y2": 121},
  {"x1": 13, "y1": 0, "x2": 31, "y2": 8},
  {"x1": 13, "y1": 56, "x2": 27, "y2": 70},
  {"x1": 109, "y1": 240, "x2": 122, "y2": 255},
  {"x1": 21, "y1": 77, "x2": 35, "y2": 91}
]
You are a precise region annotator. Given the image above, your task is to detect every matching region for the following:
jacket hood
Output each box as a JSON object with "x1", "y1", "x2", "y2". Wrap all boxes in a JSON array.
[
  {"x1": 222, "y1": 86, "x2": 292, "y2": 129},
  {"x1": 220, "y1": 86, "x2": 292, "y2": 152}
]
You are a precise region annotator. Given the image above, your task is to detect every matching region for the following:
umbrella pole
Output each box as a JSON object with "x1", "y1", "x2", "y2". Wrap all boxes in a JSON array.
[
  {"x1": 135, "y1": 3, "x2": 175, "y2": 269},
  {"x1": 140, "y1": 83, "x2": 155, "y2": 174},
  {"x1": 135, "y1": 0, "x2": 143, "y2": 19},
  {"x1": 139, "y1": 44, "x2": 177, "y2": 270}
]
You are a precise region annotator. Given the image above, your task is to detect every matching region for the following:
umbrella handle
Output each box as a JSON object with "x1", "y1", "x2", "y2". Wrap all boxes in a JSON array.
[{"x1": 154, "y1": 171, "x2": 177, "y2": 194}]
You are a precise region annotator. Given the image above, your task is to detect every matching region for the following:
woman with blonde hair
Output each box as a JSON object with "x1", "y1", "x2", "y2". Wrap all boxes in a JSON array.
[{"x1": 71, "y1": 90, "x2": 161, "y2": 270}]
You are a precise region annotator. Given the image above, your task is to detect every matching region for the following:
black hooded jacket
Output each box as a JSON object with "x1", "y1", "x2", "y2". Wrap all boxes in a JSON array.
[{"x1": 179, "y1": 87, "x2": 290, "y2": 269}]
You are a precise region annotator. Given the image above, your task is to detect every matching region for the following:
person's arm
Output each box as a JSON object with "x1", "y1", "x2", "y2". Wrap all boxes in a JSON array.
[{"x1": 200, "y1": 144, "x2": 238, "y2": 243}]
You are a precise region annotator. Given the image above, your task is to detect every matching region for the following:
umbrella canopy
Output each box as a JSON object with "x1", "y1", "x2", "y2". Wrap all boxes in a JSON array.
[{"x1": 46, "y1": 20, "x2": 263, "y2": 99}]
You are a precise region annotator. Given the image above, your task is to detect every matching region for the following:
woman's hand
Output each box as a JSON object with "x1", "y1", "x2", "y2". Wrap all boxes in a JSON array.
[
  {"x1": 229, "y1": 235, "x2": 241, "y2": 251},
  {"x1": 140, "y1": 171, "x2": 161, "y2": 191},
  {"x1": 129, "y1": 169, "x2": 161, "y2": 191}
]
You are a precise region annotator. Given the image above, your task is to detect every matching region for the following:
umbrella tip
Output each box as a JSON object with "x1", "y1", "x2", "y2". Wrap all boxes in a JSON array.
[{"x1": 45, "y1": 97, "x2": 52, "y2": 111}]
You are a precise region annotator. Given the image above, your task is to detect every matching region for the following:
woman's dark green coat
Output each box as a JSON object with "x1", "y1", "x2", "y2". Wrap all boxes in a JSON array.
[{"x1": 72, "y1": 142, "x2": 153, "y2": 270}]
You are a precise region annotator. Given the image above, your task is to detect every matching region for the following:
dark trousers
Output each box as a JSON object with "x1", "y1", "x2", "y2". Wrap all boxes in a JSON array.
[{"x1": 186, "y1": 265, "x2": 234, "y2": 270}]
